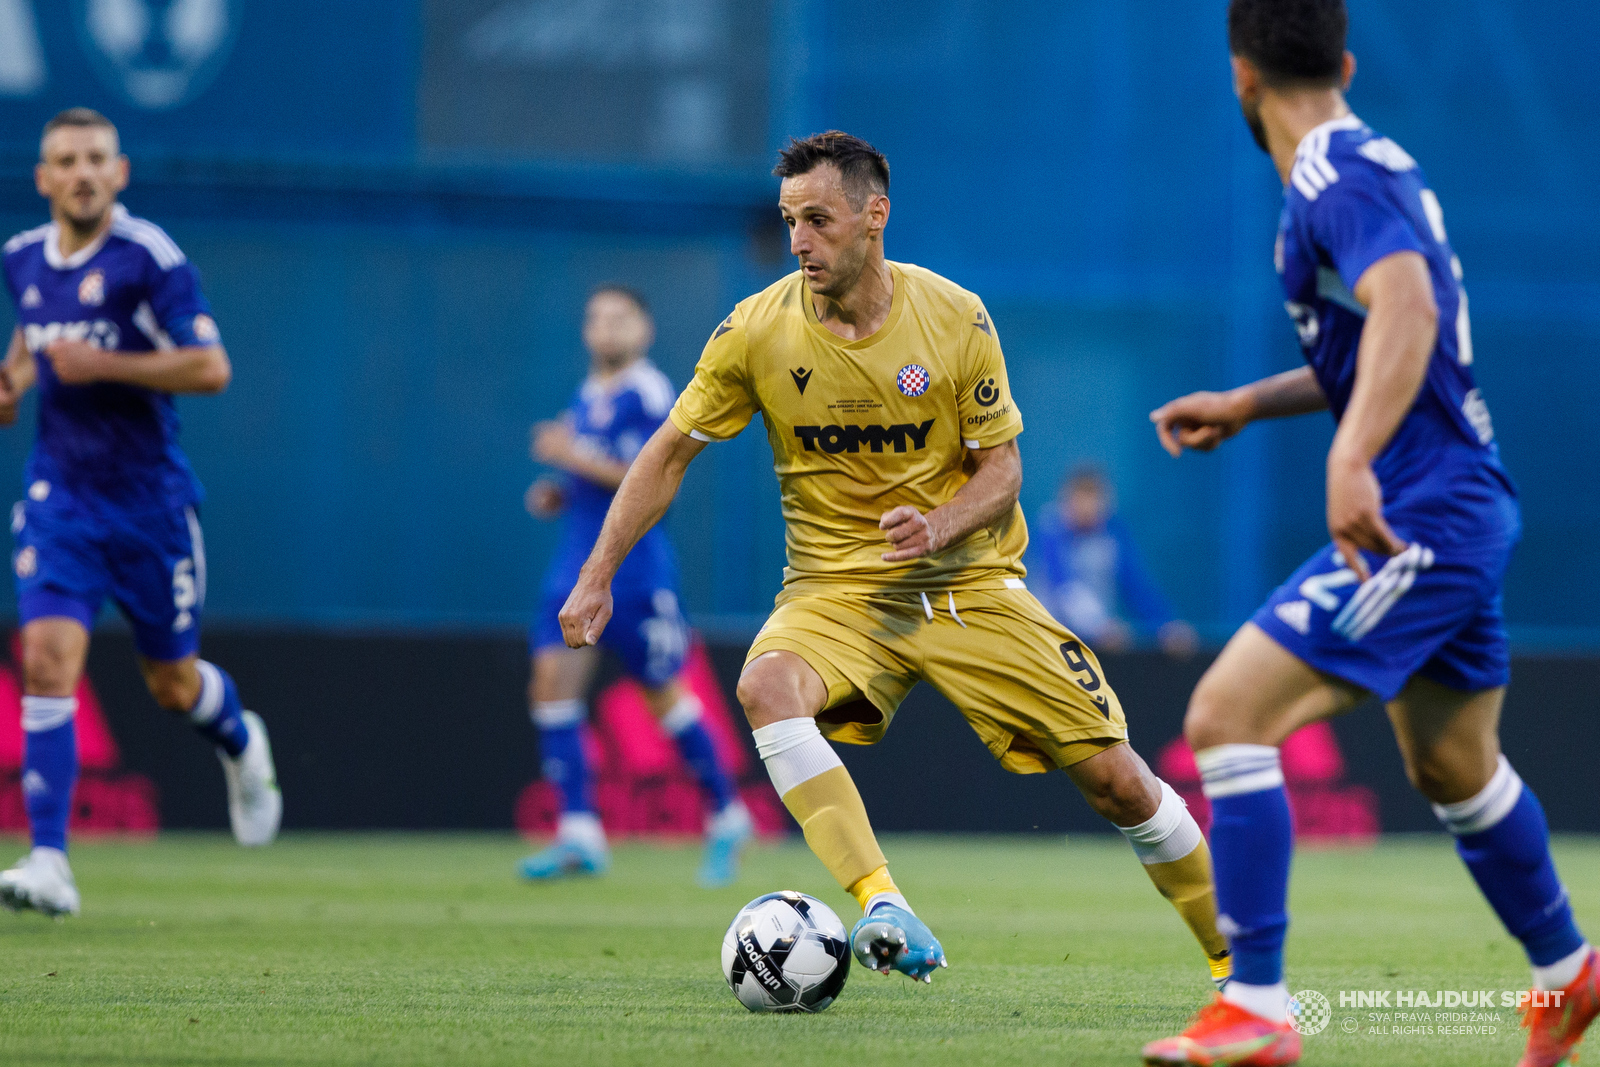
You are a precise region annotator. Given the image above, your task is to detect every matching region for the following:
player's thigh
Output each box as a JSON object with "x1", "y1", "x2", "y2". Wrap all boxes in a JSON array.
[
  {"x1": 1186, "y1": 623, "x2": 1366, "y2": 749},
  {"x1": 1386, "y1": 679, "x2": 1503, "y2": 804},
  {"x1": 921, "y1": 588, "x2": 1128, "y2": 775},
  {"x1": 105, "y1": 506, "x2": 203, "y2": 662},
  {"x1": 530, "y1": 644, "x2": 600, "y2": 704},
  {"x1": 741, "y1": 591, "x2": 918, "y2": 741},
  {"x1": 13, "y1": 500, "x2": 108, "y2": 643}
]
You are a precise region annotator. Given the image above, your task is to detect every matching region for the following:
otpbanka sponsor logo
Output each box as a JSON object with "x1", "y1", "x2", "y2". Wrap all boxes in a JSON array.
[{"x1": 1292, "y1": 987, "x2": 1563, "y2": 1040}]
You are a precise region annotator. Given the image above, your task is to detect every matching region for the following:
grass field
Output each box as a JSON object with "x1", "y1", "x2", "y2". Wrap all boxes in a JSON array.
[{"x1": 0, "y1": 833, "x2": 1594, "y2": 1066}]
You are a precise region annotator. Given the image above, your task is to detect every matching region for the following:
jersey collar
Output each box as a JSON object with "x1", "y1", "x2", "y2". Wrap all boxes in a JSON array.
[
  {"x1": 1292, "y1": 113, "x2": 1366, "y2": 163},
  {"x1": 800, "y1": 261, "x2": 906, "y2": 350},
  {"x1": 42, "y1": 203, "x2": 124, "y2": 271}
]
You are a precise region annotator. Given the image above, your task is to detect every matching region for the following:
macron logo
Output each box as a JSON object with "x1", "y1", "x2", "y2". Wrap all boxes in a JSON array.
[{"x1": 1275, "y1": 600, "x2": 1312, "y2": 635}]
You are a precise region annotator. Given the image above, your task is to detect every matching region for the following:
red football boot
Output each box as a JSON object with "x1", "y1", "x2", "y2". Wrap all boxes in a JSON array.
[
  {"x1": 1142, "y1": 995, "x2": 1301, "y2": 1066},
  {"x1": 1518, "y1": 948, "x2": 1600, "y2": 1067}
]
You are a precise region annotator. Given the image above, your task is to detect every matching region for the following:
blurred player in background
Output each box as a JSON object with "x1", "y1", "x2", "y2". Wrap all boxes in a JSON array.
[
  {"x1": 0, "y1": 109, "x2": 281, "y2": 917},
  {"x1": 520, "y1": 285, "x2": 752, "y2": 887},
  {"x1": 559, "y1": 132, "x2": 1232, "y2": 991},
  {"x1": 1030, "y1": 464, "x2": 1198, "y2": 655},
  {"x1": 1142, "y1": 3, "x2": 1595, "y2": 1064}
]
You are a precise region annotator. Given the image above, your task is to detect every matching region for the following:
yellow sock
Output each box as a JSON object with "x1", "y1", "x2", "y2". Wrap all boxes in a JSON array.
[
  {"x1": 1140, "y1": 837, "x2": 1232, "y2": 981},
  {"x1": 847, "y1": 865, "x2": 899, "y2": 912},
  {"x1": 778, "y1": 764, "x2": 887, "y2": 893}
]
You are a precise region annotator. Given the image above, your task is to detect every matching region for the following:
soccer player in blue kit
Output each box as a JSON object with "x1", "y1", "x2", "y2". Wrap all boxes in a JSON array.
[
  {"x1": 1141, "y1": 3, "x2": 1595, "y2": 1065},
  {"x1": 520, "y1": 285, "x2": 752, "y2": 887},
  {"x1": 0, "y1": 110, "x2": 281, "y2": 918}
]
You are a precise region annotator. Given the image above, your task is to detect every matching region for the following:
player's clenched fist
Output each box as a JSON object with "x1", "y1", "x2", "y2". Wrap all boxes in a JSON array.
[
  {"x1": 558, "y1": 578, "x2": 613, "y2": 648},
  {"x1": 1149, "y1": 389, "x2": 1251, "y2": 457},
  {"x1": 879, "y1": 505, "x2": 943, "y2": 562}
]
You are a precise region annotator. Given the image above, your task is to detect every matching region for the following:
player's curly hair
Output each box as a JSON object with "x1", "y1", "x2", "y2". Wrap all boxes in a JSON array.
[
  {"x1": 1228, "y1": 0, "x2": 1347, "y2": 87},
  {"x1": 773, "y1": 132, "x2": 889, "y2": 210}
]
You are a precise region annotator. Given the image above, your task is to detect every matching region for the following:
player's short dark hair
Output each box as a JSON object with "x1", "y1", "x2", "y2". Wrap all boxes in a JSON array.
[
  {"x1": 773, "y1": 132, "x2": 890, "y2": 210},
  {"x1": 42, "y1": 107, "x2": 118, "y2": 144},
  {"x1": 1065, "y1": 464, "x2": 1109, "y2": 494},
  {"x1": 1228, "y1": 0, "x2": 1347, "y2": 87},
  {"x1": 588, "y1": 284, "x2": 650, "y2": 318}
]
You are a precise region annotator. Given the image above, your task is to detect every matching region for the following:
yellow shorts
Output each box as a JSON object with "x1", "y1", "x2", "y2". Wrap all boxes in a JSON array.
[{"x1": 745, "y1": 582, "x2": 1128, "y2": 774}]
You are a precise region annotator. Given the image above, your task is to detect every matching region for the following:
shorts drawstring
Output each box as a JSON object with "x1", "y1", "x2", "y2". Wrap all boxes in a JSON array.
[
  {"x1": 918, "y1": 591, "x2": 967, "y2": 628},
  {"x1": 946, "y1": 592, "x2": 967, "y2": 629}
]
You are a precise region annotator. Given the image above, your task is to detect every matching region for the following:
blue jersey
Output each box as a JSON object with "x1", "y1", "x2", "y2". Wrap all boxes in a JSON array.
[
  {"x1": 546, "y1": 359, "x2": 678, "y2": 591},
  {"x1": 3, "y1": 205, "x2": 216, "y2": 515},
  {"x1": 1278, "y1": 115, "x2": 1513, "y2": 521}
]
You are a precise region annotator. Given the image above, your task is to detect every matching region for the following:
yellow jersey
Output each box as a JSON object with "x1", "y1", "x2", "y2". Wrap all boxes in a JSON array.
[{"x1": 669, "y1": 261, "x2": 1027, "y2": 592}]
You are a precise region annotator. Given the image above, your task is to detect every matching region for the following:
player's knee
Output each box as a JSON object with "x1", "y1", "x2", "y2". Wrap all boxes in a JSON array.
[
  {"x1": 21, "y1": 634, "x2": 80, "y2": 696},
  {"x1": 1399, "y1": 746, "x2": 1480, "y2": 804},
  {"x1": 142, "y1": 663, "x2": 200, "y2": 712},
  {"x1": 735, "y1": 668, "x2": 796, "y2": 729},
  {"x1": 1072, "y1": 750, "x2": 1159, "y2": 825},
  {"x1": 1183, "y1": 683, "x2": 1232, "y2": 751}
]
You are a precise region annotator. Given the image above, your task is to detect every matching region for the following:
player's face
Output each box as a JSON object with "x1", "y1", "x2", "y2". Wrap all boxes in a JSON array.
[
  {"x1": 779, "y1": 165, "x2": 886, "y2": 301},
  {"x1": 36, "y1": 126, "x2": 128, "y2": 230},
  {"x1": 1066, "y1": 482, "x2": 1109, "y2": 530},
  {"x1": 583, "y1": 292, "x2": 653, "y2": 368}
]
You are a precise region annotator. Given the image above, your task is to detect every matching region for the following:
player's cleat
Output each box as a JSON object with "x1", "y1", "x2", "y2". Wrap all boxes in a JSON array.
[
  {"x1": 697, "y1": 802, "x2": 753, "y2": 889},
  {"x1": 221, "y1": 711, "x2": 282, "y2": 847},
  {"x1": 518, "y1": 838, "x2": 610, "y2": 880},
  {"x1": 0, "y1": 847, "x2": 81, "y2": 918},
  {"x1": 1517, "y1": 948, "x2": 1600, "y2": 1067},
  {"x1": 849, "y1": 903, "x2": 947, "y2": 982},
  {"x1": 1141, "y1": 995, "x2": 1301, "y2": 1066}
]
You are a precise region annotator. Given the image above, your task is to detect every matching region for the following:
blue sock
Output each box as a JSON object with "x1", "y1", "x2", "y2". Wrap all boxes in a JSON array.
[
  {"x1": 534, "y1": 700, "x2": 593, "y2": 813},
  {"x1": 661, "y1": 695, "x2": 738, "y2": 813},
  {"x1": 21, "y1": 696, "x2": 79, "y2": 853},
  {"x1": 190, "y1": 661, "x2": 249, "y2": 758},
  {"x1": 1197, "y1": 744, "x2": 1293, "y2": 987},
  {"x1": 1435, "y1": 757, "x2": 1586, "y2": 967}
]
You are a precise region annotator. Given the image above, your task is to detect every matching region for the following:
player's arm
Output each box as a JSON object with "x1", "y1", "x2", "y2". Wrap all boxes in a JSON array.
[
  {"x1": 880, "y1": 440, "x2": 1022, "y2": 562},
  {"x1": 558, "y1": 423, "x2": 706, "y2": 646},
  {"x1": 42, "y1": 340, "x2": 231, "y2": 394},
  {"x1": 1325, "y1": 250, "x2": 1438, "y2": 579},
  {"x1": 0, "y1": 328, "x2": 37, "y2": 425},
  {"x1": 532, "y1": 418, "x2": 629, "y2": 490},
  {"x1": 1150, "y1": 367, "x2": 1328, "y2": 457}
]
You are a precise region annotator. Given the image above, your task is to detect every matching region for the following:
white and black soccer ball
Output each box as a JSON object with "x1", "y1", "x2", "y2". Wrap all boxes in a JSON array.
[{"x1": 721, "y1": 891, "x2": 850, "y2": 1013}]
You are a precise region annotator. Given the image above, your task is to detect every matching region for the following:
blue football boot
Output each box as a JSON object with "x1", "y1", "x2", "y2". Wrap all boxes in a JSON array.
[
  {"x1": 696, "y1": 801, "x2": 753, "y2": 889},
  {"x1": 850, "y1": 903, "x2": 948, "y2": 982},
  {"x1": 518, "y1": 838, "x2": 609, "y2": 881}
]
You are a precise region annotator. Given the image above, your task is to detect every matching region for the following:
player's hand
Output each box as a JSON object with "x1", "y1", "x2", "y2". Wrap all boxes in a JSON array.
[
  {"x1": 0, "y1": 367, "x2": 21, "y2": 426},
  {"x1": 532, "y1": 420, "x2": 577, "y2": 467},
  {"x1": 1326, "y1": 452, "x2": 1405, "y2": 582},
  {"x1": 559, "y1": 576, "x2": 613, "y2": 648},
  {"x1": 42, "y1": 339, "x2": 110, "y2": 386},
  {"x1": 1149, "y1": 389, "x2": 1251, "y2": 457},
  {"x1": 880, "y1": 505, "x2": 944, "y2": 562},
  {"x1": 524, "y1": 478, "x2": 564, "y2": 519}
]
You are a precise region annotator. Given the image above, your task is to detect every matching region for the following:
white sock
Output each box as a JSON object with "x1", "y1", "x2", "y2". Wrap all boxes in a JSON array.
[
  {"x1": 1224, "y1": 980, "x2": 1289, "y2": 1022},
  {"x1": 750, "y1": 718, "x2": 841, "y2": 795},
  {"x1": 658, "y1": 694, "x2": 702, "y2": 736},
  {"x1": 557, "y1": 811, "x2": 606, "y2": 850},
  {"x1": 1534, "y1": 943, "x2": 1592, "y2": 991},
  {"x1": 1118, "y1": 780, "x2": 1203, "y2": 864},
  {"x1": 864, "y1": 891, "x2": 912, "y2": 916},
  {"x1": 532, "y1": 699, "x2": 585, "y2": 729},
  {"x1": 707, "y1": 798, "x2": 750, "y2": 837}
]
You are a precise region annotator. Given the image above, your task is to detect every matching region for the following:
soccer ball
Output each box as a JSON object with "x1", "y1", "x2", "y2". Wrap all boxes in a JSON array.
[{"x1": 721, "y1": 891, "x2": 851, "y2": 1013}]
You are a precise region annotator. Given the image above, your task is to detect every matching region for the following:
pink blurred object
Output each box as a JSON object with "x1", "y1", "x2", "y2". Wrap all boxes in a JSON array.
[
  {"x1": 0, "y1": 635, "x2": 160, "y2": 836},
  {"x1": 516, "y1": 639, "x2": 788, "y2": 839},
  {"x1": 1157, "y1": 720, "x2": 1378, "y2": 843}
]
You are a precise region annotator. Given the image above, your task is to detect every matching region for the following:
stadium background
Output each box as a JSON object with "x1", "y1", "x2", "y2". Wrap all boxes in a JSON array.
[{"x1": 0, "y1": 0, "x2": 1593, "y2": 834}]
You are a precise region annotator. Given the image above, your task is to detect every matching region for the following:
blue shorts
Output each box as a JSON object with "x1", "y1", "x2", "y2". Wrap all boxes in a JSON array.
[
  {"x1": 12, "y1": 497, "x2": 206, "y2": 662},
  {"x1": 532, "y1": 581, "x2": 688, "y2": 688},
  {"x1": 1253, "y1": 526, "x2": 1515, "y2": 702}
]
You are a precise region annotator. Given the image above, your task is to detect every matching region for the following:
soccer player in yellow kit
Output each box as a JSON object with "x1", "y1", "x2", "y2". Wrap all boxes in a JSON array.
[{"x1": 560, "y1": 131, "x2": 1230, "y2": 988}]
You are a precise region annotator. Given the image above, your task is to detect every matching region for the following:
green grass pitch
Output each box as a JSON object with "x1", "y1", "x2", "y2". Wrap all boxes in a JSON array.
[{"x1": 0, "y1": 833, "x2": 1594, "y2": 1066}]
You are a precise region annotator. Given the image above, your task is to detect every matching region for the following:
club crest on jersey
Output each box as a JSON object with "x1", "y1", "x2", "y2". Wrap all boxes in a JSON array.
[
  {"x1": 896, "y1": 364, "x2": 930, "y2": 397},
  {"x1": 78, "y1": 270, "x2": 105, "y2": 307}
]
